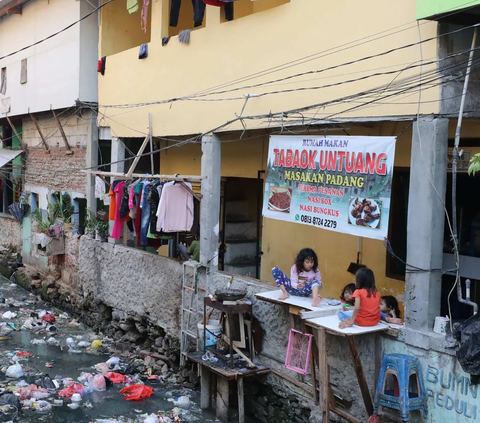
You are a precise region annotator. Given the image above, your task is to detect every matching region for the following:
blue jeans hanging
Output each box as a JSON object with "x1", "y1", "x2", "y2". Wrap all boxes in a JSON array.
[
  {"x1": 140, "y1": 185, "x2": 152, "y2": 246},
  {"x1": 272, "y1": 267, "x2": 320, "y2": 297}
]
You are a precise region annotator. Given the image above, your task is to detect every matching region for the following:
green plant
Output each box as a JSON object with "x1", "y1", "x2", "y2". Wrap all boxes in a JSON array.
[
  {"x1": 85, "y1": 209, "x2": 97, "y2": 230},
  {"x1": 31, "y1": 208, "x2": 49, "y2": 232},
  {"x1": 468, "y1": 153, "x2": 480, "y2": 176},
  {"x1": 60, "y1": 193, "x2": 74, "y2": 223},
  {"x1": 96, "y1": 221, "x2": 109, "y2": 237}
]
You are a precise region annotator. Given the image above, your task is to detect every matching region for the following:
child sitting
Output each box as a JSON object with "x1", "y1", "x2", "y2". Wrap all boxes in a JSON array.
[
  {"x1": 380, "y1": 295, "x2": 404, "y2": 325},
  {"x1": 338, "y1": 268, "x2": 381, "y2": 329},
  {"x1": 340, "y1": 283, "x2": 356, "y2": 309},
  {"x1": 272, "y1": 248, "x2": 324, "y2": 307}
]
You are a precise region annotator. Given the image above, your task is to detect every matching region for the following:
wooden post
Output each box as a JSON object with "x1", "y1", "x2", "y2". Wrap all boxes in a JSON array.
[
  {"x1": 148, "y1": 113, "x2": 154, "y2": 174},
  {"x1": 346, "y1": 335, "x2": 374, "y2": 416},
  {"x1": 5, "y1": 116, "x2": 25, "y2": 149},
  {"x1": 238, "y1": 377, "x2": 245, "y2": 423},
  {"x1": 318, "y1": 327, "x2": 330, "y2": 422},
  {"x1": 216, "y1": 376, "x2": 229, "y2": 421},
  {"x1": 126, "y1": 135, "x2": 150, "y2": 177},
  {"x1": 200, "y1": 365, "x2": 211, "y2": 409},
  {"x1": 304, "y1": 324, "x2": 319, "y2": 404},
  {"x1": 52, "y1": 110, "x2": 73, "y2": 154},
  {"x1": 29, "y1": 113, "x2": 50, "y2": 153}
]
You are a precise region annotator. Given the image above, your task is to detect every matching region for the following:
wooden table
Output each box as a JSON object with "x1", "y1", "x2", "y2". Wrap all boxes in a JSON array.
[
  {"x1": 305, "y1": 315, "x2": 389, "y2": 423},
  {"x1": 187, "y1": 351, "x2": 270, "y2": 423}
]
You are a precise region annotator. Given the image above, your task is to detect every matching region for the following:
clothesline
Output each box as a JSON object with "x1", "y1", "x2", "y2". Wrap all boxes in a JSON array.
[{"x1": 83, "y1": 170, "x2": 203, "y2": 182}]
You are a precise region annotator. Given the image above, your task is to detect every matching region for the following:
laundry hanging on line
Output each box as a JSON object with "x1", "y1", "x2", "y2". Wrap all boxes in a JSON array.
[
  {"x1": 169, "y1": 0, "x2": 233, "y2": 28},
  {"x1": 107, "y1": 178, "x2": 199, "y2": 247}
]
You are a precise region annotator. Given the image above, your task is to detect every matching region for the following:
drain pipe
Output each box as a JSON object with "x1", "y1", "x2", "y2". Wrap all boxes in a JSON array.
[{"x1": 453, "y1": 28, "x2": 478, "y2": 314}]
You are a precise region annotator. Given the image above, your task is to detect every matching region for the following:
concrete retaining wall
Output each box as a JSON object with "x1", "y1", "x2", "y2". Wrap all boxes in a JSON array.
[
  {"x1": 78, "y1": 237, "x2": 183, "y2": 336},
  {"x1": 0, "y1": 216, "x2": 22, "y2": 248}
]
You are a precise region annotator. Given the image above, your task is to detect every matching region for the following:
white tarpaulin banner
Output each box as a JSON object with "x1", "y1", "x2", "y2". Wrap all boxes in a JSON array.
[{"x1": 262, "y1": 135, "x2": 397, "y2": 240}]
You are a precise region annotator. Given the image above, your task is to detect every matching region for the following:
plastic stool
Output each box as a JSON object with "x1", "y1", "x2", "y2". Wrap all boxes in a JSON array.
[{"x1": 374, "y1": 354, "x2": 427, "y2": 421}]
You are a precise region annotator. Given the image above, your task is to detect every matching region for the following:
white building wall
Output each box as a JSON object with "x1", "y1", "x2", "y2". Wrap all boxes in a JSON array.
[{"x1": 0, "y1": 0, "x2": 98, "y2": 116}]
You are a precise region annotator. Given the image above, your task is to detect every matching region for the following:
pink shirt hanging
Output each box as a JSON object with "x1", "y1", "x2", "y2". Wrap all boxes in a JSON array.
[{"x1": 111, "y1": 181, "x2": 127, "y2": 239}]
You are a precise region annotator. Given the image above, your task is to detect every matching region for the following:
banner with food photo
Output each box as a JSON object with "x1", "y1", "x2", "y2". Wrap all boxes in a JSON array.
[{"x1": 262, "y1": 135, "x2": 396, "y2": 240}]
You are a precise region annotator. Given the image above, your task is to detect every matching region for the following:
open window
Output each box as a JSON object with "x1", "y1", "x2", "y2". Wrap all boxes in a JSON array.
[{"x1": 226, "y1": 0, "x2": 290, "y2": 22}]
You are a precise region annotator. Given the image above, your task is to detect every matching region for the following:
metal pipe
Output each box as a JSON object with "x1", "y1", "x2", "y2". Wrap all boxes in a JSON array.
[
  {"x1": 466, "y1": 279, "x2": 471, "y2": 302},
  {"x1": 453, "y1": 28, "x2": 479, "y2": 315}
]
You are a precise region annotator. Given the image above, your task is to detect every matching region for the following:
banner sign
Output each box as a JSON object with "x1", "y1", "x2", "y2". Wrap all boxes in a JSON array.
[{"x1": 262, "y1": 135, "x2": 397, "y2": 240}]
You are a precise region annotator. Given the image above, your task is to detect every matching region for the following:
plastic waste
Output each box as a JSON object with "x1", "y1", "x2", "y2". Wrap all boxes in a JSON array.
[
  {"x1": 66, "y1": 337, "x2": 75, "y2": 347},
  {"x1": 67, "y1": 402, "x2": 80, "y2": 410},
  {"x1": 175, "y1": 395, "x2": 190, "y2": 406},
  {"x1": 77, "y1": 341, "x2": 90, "y2": 348},
  {"x1": 41, "y1": 314, "x2": 55, "y2": 323},
  {"x1": 0, "y1": 392, "x2": 21, "y2": 408},
  {"x1": 92, "y1": 374, "x2": 107, "y2": 391},
  {"x1": 53, "y1": 399, "x2": 63, "y2": 407},
  {"x1": 103, "y1": 372, "x2": 126, "y2": 384},
  {"x1": 58, "y1": 382, "x2": 84, "y2": 398},
  {"x1": 5, "y1": 363, "x2": 23, "y2": 378},
  {"x1": 106, "y1": 357, "x2": 120, "y2": 367},
  {"x1": 71, "y1": 393, "x2": 82, "y2": 402},
  {"x1": 144, "y1": 415, "x2": 160, "y2": 423},
  {"x1": 454, "y1": 313, "x2": 480, "y2": 383},
  {"x1": 2, "y1": 311, "x2": 16, "y2": 319},
  {"x1": 36, "y1": 375, "x2": 55, "y2": 390},
  {"x1": 78, "y1": 372, "x2": 92, "y2": 383},
  {"x1": 38, "y1": 310, "x2": 47, "y2": 319},
  {"x1": 94, "y1": 362, "x2": 110, "y2": 374},
  {"x1": 68, "y1": 348, "x2": 83, "y2": 354},
  {"x1": 16, "y1": 380, "x2": 28, "y2": 387},
  {"x1": 30, "y1": 339, "x2": 46, "y2": 345},
  {"x1": 34, "y1": 400, "x2": 52, "y2": 413},
  {"x1": 119, "y1": 384, "x2": 154, "y2": 401},
  {"x1": 92, "y1": 340, "x2": 102, "y2": 348},
  {"x1": 16, "y1": 351, "x2": 34, "y2": 357},
  {"x1": 46, "y1": 337, "x2": 59, "y2": 346}
]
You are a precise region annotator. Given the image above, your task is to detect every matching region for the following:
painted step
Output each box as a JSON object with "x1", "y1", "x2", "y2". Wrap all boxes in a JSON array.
[
  {"x1": 225, "y1": 200, "x2": 250, "y2": 221},
  {"x1": 224, "y1": 241, "x2": 257, "y2": 264},
  {"x1": 225, "y1": 221, "x2": 257, "y2": 241},
  {"x1": 224, "y1": 262, "x2": 257, "y2": 278}
]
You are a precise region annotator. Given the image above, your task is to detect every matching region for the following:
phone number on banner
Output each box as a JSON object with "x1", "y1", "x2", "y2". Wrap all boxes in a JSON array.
[{"x1": 298, "y1": 214, "x2": 337, "y2": 229}]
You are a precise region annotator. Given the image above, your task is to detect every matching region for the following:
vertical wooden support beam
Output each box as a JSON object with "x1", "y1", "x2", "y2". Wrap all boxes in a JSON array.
[
  {"x1": 52, "y1": 110, "x2": 73, "y2": 154},
  {"x1": 318, "y1": 327, "x2": 330, "y2": 422},
  {"x1": 216, "y1": 376, "x2": 229, "y2": 421},
  {"x1": 238, "y1": 377, "x2": 245, "y2": 423},
  {"x1": 346, "y1": 335, "x2": 374, "y2": 416},
  {"x1": 5, "y1": 116, "x2": 25, "y2": 149},
  {"x1": 29, "y1": 113, "x2": 50, "y2": 154},
  {"x1": 148, "y1": 113, "x2": 154, "y2": 174},
  {"x1": 200, "y1": 365, "x2": 211, "y2": 409}
]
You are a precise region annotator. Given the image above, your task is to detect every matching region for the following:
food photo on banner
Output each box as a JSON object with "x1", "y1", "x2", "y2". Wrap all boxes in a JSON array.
[{"x1": 262, "y1": 135, "x2": 397, "y2": 241}]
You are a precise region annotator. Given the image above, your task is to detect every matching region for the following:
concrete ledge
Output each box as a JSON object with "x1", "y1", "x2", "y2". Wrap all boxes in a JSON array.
[{"x1": 404, "y1": 327, "x2": 456, "y2": 356}]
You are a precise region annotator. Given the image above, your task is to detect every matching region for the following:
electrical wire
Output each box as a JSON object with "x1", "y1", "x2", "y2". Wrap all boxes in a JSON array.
[{"x1": 0, "y1": 0, "x2": 115, "y2": 61}]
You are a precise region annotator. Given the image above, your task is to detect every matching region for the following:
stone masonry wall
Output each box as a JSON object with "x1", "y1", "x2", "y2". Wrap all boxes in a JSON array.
[{"x1": 0, "y1": 216, "x2": 22, "y2": 247}]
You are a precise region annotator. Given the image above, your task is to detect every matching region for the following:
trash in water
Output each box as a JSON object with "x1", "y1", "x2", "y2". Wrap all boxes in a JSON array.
[
  {"x1": 103, "y1": 372, "x2": 126, "y2": 384},
  {"x1": 2, "y1": 311, "x2": 16, "y2": 319},
  {"x1": 5, "y1": 363, "x2": 23, "y2": 378},
  {"x1": 92, "y1": 374, "x2": 107, "y2": 391},
  {"x1": 34, "y1": 400, "x2": 52, "y2": 413},
  {"x1": 119, "y1": 384, "x2": 154, "y2": 401},
  {"x1": 174, "y1": 395, "x2": 190, "y2": 406},
  {"x1": 106, "y1": 356, "x2": 120, "y2": 367},
  {"x1": 58, "y1": 382, "x2": 84, "y2": 398},
  {"x1": 35, "y1": 375, "x2": 56, "y2": 390},
  {"x1": 30, "y1": 339, "x2": 46, "y2": 345},
  {"x1": 95, "y1": 362, "x2": 110, "y2": 374},
  {"x1": 41, "y1": 313, "x2": 55, "y2": 323},
  {"x1": 92, "y1": 339, "x2": 103, "y2": 348}
]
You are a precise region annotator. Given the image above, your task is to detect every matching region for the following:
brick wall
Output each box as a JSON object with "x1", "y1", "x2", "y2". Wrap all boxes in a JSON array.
[{"x1": 24, "y1": 147, "x2": 87, "y2": 194}]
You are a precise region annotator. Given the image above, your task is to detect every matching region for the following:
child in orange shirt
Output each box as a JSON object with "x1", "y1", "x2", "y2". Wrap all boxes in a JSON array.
[{"x1": 338, "y1": 268, "x2": 381, "y2": 329}]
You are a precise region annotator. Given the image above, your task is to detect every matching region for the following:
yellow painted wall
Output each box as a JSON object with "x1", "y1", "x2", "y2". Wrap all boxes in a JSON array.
[
  {"x1": 100, "y1": 0, "x2": 151, "y2": 57},
  {"x1": 98, "y1": 0, "x2": 439, "y2": 138}
]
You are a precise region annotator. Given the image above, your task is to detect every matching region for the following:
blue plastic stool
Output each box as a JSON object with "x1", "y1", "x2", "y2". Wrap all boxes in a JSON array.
[{"x1": 373, "y1": 354, "x2": 427, "y2": 421}]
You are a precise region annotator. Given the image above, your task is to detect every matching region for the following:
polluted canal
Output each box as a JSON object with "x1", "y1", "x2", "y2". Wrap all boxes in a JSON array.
[{"x1": 0, "y1": 275, "x2": 217, "y2": 423}]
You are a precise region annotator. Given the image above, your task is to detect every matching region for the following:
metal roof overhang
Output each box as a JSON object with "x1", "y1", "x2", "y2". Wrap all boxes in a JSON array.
[{"x1": 0, "y1": 149, "x2": 22, "y2": 168}]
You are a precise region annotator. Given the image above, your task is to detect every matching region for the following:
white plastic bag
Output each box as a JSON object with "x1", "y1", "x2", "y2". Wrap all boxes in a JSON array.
[
  {"x1": 2, "y1": 311, "x2": 16, "y2": 319},
  {"x1": 5, "y1": 363, "x2": 23, "y2": 378}
]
